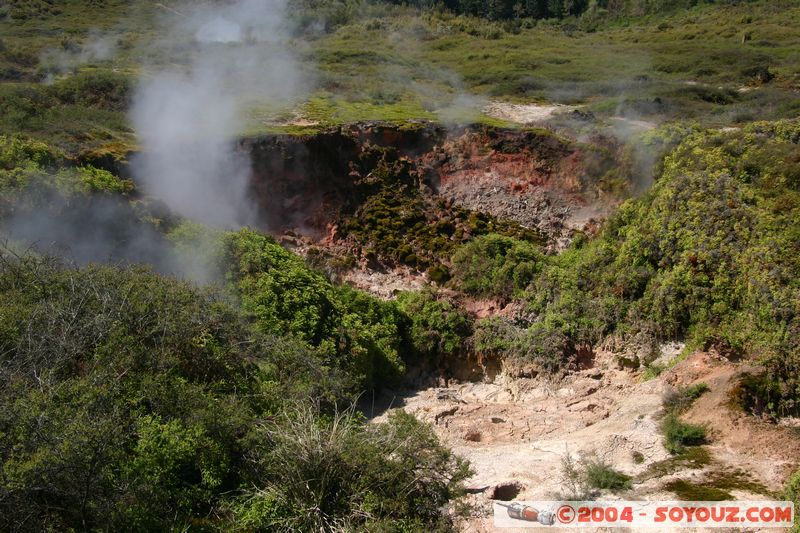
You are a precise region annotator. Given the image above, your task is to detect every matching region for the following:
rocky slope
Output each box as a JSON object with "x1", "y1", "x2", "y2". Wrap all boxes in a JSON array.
[
  {"x1": 374, "y1": 348, "x2": 800, "y2": 532},
  {"x1": 236, "y1": 122, "x2": 622, "y2": 295}
]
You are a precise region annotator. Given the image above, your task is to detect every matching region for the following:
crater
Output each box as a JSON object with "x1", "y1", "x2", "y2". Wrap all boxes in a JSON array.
[{"x1": 490, "y1": 481, "x2": 525, "y2": 501}]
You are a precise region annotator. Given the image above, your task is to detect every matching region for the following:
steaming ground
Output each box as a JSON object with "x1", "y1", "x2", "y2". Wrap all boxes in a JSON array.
[
  {"x1": 1, "y1": 0, "x2": 313, "y2": 283},
  {"x1": 40, "y1": 29, "x2": 117, "y2": 79},
  {"x1": 130, "y1": 0, "x2": 307, "y2": 229},
  {"x1": 1, "y1": 191, "x2": 182, "y2": 272}
]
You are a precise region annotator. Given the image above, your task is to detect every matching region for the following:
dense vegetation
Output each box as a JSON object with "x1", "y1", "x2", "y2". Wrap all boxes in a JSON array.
[
  {"x1": 468, "y1": 119, "x2": 800, "y2": 415},
  {"x1": 0, "y1": 136, "x2": 480, "y2": 531},
  {"x1": 2, "y1": 0, "x2": 799, "y2": 150},
  {"x1": 0, "y1": 254, "x2": 470, "y2": 531},
  {"x1": 451, "y1": 234, "x2": 542, "y2": 301}
]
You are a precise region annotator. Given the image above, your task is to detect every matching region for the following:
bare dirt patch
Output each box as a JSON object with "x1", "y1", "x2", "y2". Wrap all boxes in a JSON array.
[
  {"x1": 667, "y1": 352, "x2": 800, "y2": 490},
  {"x1": 373, "y1": 349, "x2": 799, "y2": 532},
  {"x1": 342, "y1": 266, "x2": 427, "y2": 298},
  {"x1": 374, "y1": 349, "x2": 668, "y2": 531},
  {"x1": 609, "y1": 116, "x2": 658, "y2": 131},
  {"x1": 483, "y1": 101, "x2": 571, "y2": 124}
]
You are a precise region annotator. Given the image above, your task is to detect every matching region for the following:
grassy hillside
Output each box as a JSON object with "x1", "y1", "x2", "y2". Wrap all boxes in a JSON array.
[
  {"x1": 306, "y1": 1, "x2": 800, "y2": 123},
  {"x1": 1, "y1": 0, "x2": 799, "y2": 154}
]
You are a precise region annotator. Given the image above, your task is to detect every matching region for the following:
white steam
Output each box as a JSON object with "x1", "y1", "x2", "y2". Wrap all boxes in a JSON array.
[
  {"x1": 40, "y1": 30, "x2": 117, "y2": 78},
  {"x1": 131, "y1": 0, "x2": 306, "y2": 228}
]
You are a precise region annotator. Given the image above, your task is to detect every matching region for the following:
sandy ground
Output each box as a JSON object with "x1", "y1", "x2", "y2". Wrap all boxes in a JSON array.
[
  {"x1": 483, "y1": 102, "x2": 571, "y2": 124},
  {"x1": 373, "y1": 349, "x2": 800, "y2": 532}
]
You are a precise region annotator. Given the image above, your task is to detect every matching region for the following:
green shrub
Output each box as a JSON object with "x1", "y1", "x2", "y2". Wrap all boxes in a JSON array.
[
  {"x1": 583, "y1": 460, "x2": 632, "y2": 492},
  {"x1": 0, "y1": 134, "x2": 57, "y2": 169},
  {"x1": 396, "y1": 289, "x2": 472, "y2": 358},
  {"x1": 784, "y1": 469, "x2": 800, "y2": 530},
  {"x1": 451, "y1": 233, "x2": 542, "y2": 300},
  {"x1": 473, "y1": 316, "x2": 521, "y2": 356},
  {"x1": 642, "y1": 361, "x2": 667, "y2": 380},
  {"x1": 663, "y1": 382, "x2": 709, "y2": 414},
  {"x1": 233, "y1": 406, "x2": 471, "y2": 532},
  {"x1": 0, "y1": 254, "x2": 263, "y2": 531},
  {"x1": 473, "y1": 316, "x2": 572, "y2": 373},
  {"x1": 0, "y1": 252, "x2": 470, "y2": 531},
  {"x1": 75, "y1": 165, "x2": 133, "y2": 193},
  {"x1": 225, "y1": 229, "x2": 341, "y2": 346},
  {"x1": 241, "y1": 259, "x2": 339, "y2": 344},
  {"x1": 48, "y1": 70, "x2": 132, "y2": 111},
  {"x1": 223, "y1": 228, "x2": 409, "y2": 389},
  {"x1": 661, "y1": 414, "x2": 707, "y2": 454},
  {"x1": 0, "y1": 135, "x2": 59, "y2": 194},
  {"x1": 427, "y1": 263, "x2": 451, "y2": 284},
  {"x1": 732, "y1": 371, "x2": 800, "y2": 419},
  {"x1": 335, "y1": 284, "x2": 409, "y2": 387}
]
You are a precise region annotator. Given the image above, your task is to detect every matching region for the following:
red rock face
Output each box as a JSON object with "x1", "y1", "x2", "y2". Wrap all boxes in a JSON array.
[
  {"x1": 242, "y1": 123, "x2": 619, "y2": 249},
  {"x1": 84, "y1": 122, "x2": 621, "y2": 254},
  {"x1": 419, "y1": 127, "x2": 618, "y2": 245}
]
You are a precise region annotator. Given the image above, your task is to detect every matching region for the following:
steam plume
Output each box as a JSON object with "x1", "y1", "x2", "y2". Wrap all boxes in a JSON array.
[
  {"x1": 40, "y1": 29, "x2": 117, "y2": 78},
  {"x1": 131, "y1": 0, "x2": 307, "y2": 228}
]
